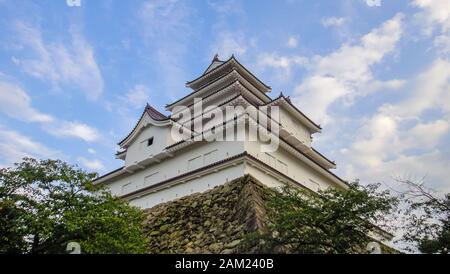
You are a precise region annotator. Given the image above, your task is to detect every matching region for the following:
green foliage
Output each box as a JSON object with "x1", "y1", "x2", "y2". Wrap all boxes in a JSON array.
[
  {"x1": 0, "y1": 158, "x2": 148, "y2": 254},
  {"x1": 246, "y1": 182, "x2": 397, "y2": 254},
  {"x1": 402, "y1": 189, "x2": 450, "y2": 254}
]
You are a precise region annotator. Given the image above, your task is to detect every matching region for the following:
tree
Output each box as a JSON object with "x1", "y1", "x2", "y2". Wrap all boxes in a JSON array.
[
  {"x1": 0, "y1": 158, "x2": 148, "y2": 254},
  {"x1": 246, "y1": 181, "x2": 398, "y2": 254},
  {"x1": 397, "y1": 178, "x2": 450, "y2": 254}
]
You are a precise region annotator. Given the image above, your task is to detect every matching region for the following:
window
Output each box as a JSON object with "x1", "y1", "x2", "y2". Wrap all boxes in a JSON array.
[{"x1": 147, "y1": 137, "x2": 154, "y2": 146}]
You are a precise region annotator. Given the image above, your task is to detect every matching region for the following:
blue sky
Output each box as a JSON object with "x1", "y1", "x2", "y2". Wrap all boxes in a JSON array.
[{"x1": 0, "y1": 0, "x2": 449, "y2": 192}]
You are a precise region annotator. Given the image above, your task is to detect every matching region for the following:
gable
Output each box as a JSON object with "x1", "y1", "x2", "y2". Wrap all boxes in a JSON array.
[{"x1": 124, "y1": 124, "x2": 171, "y2": 167}]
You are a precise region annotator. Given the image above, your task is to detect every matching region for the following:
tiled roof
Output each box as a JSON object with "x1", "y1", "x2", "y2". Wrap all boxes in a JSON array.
[
  {"x1": 117, "y1": 104, "x2": 169, "y2": 146},
  {"x1": 145, "y1": 104, "x2": 168, "y2": 121}
]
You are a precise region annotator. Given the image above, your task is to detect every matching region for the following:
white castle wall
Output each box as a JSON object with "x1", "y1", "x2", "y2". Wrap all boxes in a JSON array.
[
  {"x1": 279, "y1": 108, "x2": 312, "y2": 147},
  {"x1": 129, "y1": 163, "x2": 245, "y2": 208},
  {"x1": 124, "y1": 125, "x2": 172, "y2": 168},
  {"x1": 243, "y1": 125, "x2": 338, "y2": 191},
  {"x1": 106, "y1": 137, "x2": 245, "y2": 205}
]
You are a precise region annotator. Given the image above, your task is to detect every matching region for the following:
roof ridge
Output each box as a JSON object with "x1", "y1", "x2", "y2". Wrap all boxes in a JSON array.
[
  {"x1": 146, "y1": 103, "x2": 168, "y2": 121},
  {"x1": 117, "y1": 104, "x2": 169, "y2": 146}
]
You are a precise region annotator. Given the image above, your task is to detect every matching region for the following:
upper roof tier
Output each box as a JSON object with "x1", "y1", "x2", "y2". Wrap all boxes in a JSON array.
[
  {"x1": 166, "y1": 55, "x2": 272, "y2": 111},
  {"x1": 186, "y1": 55, "x2": 271, "y2": 92},
  {"x1": 146, "y1": 103, "x2": 169, "y2": 121},
  {"x1": 202, "y1": 54, "x2": 225, "y2": 74}
]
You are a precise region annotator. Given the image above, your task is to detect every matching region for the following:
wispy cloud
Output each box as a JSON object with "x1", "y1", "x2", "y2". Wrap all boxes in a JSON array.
[
  {"x1": 412, "y1": 0, "x2": 450, "y2": 34},
  {"x1": 138, "y1": 0, "x2": 194, "y2": 100},
  {"x1": 257, "y1": 53, "x2": 308, "y2": 80},
  {"x1": 286, "y1": 36, "x2": 298, "y2": 48},
  {"x1": 321, "y1": 17, "x2": 348, "y2": 28},
  {"x1": 13, "y1": 22, "x2": 104, "y2": 100},
  {"x1": 0, "y1": 126, "x2": 61, "y2": 167},
  {"x1": 212, "y1": 31, "x2": 247, "y2": 58},
  {"x1": 365, "y1": 0, "x2": 381, "y2": 7},
  {"x1": 0, "y1": 75, "x2": 101, "y2": 142},
  {"x1": 0, "y1": 76, "x2": 53, "y2": 123},
  {"x1": 46, "y1": 121, "x2": 101, "y2": 142},
  {"x1": 412, "y1": 0, "x2": 450, "y2": 58},
  {"x1": 77, "y1": 157, "x2": 105, "y2": 171},
  {"x1": 208, "y1": 0, "x2": 248, "y2": 59},
  {"x1": 120, "y1": 84, "x2": 150, "y2": 109},
  {"x1": 293, "y1": 13, "x2": 404, "y2": 124},
  {"x1": 334, "y1": 58, "x2": 450, "y2": 193}
]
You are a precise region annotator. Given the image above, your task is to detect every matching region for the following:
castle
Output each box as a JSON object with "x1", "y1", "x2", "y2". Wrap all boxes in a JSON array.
[{"x1": 94, "y1": 55, "x2": 348, "y2": 209}]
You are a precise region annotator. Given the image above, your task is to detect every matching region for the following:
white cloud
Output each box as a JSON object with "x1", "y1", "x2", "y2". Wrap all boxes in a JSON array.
[
  {"x1": 293, "y1": 13, "x2": 404, "y2": 124},
  {"x1": 412, "y1": 0, "x2": 450, "y2": 58},
  {"x1": 0, "y1": 78, "x2": 53, "y2": 123},
  {"x1": 208, "y1": 0, "x2": 244, "y2": 15},
  {"x1": 407, "y1": 120, "x2": 450, "y2": 148},
  {"x1": 87, "y1": 148, "x2": 96, "y2": 154},
  {"x1": 341, "y1": 115, "x2": 450, "y2": 193},
  {"x1": 365, "y1": 0, "x2": 381, "y2": 7},
  {"x1": 287, "y1": 36, "x2": 298, "y2": 48},
  {"x1": 357, "y1": 79, "x2": 406, "y2": 98},
  {"x1": 121, "y1": 84, "x2": 150, "y2": 109},
  {"x1": 412, "y1": 0, "x2": 450, "y2": 34},
  {"x1": 0, "y1": 126, "x2": 61, "y2": 167},
  {"x1": 321, "y1": 17, "x2": 348, "y2": 28},
  {"x1": 256, "y1": 53, "x2": 308, "y2": 82},
  {"x1": 213, "y1": 31, "x2": 247, "y2": 58},
  {"x1": 294, "y1": 76, "x2": 348, "y2": 122},
  {"x1": 48, "y1": 121, "x2": 101, "y2": 142},
  {"x1": 139, "y1": 0, "x2": 194, "y2": 100},
  {"x1": 382, "y1": 58, "x2": 450, "y2": 119},
  {"x1": 258, "y1": 53, "x2": 307, "y2": 70},
  {"x1": 337, "y1": 59, "x2": 450, "y2": 193},
  {"x1": 139, "y1": 0, "x2": 190, "y2": 37},
  {"x1": 77, "y1": 157, "x2": 105, "y2": 171},
  {"x1": 0, "y1": 75, "x2": 101, "y2": 143},
  {"x1": 13, "y1": 22, "x2": 104, "y2": 100},
  {"x1": 433, "y1": 34, "x2": 450, "y2": 56}
]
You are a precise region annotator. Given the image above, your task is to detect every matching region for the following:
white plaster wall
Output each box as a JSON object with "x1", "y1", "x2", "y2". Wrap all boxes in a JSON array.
[
  {"x1": 279, "y1": 108, "x2": 311, "y2": 146},
  {"x1": 243, "y1": 164, "x2": 285, "y2": 189},
  {"x1": 125, "y1": 125, "x2": 172, "y2": 167},
  {"x1": 245, "y1": 138, "x2": 337, "y2": 191},
  {"x1": 108, "y1": 139, "x2": 245, "y2": 198},
  {"x1": 105, "y1": 111, "x2": 339, "y2": 209},
  {"x1": 129, "y1": 163, "x2": 245, "y2": 208}
]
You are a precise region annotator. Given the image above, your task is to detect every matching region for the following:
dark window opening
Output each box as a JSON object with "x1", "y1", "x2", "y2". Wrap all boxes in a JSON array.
[{"x1": 147, "y1": 137, "x2": 154, "y2": 146}]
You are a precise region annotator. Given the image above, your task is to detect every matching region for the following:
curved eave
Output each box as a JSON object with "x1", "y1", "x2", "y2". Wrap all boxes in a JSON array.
[
  {"x1": 118, "y1": 104, "x2": 170, "y2": 147},
  {"x1": 163, "y1": 114, "x2": 348, "y2": 188},
  {"x1": 267, "y1": 96, "x2": 322, "y2": 133},
  {"x1": 310, "y1": 147, "x2": 336, "y2": 168},
  {"x1": 186, "y1": 56, "x2": 271, "y2": 93},
  {"x1": 117, "y1": 111, "x2": 171, "y2": 148},
  {"x1": 93, "y1": 167, "x2": 125, "y2": 184},
  {"x1": 115, "y1": 150, "x2": 126, "y2": 160},
  {"x1": 167, "y1": 69, "x2": 271, "y2": 111},
  {"x1": 201, "y1": 54, "x2": 225, "y2": 75}
]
